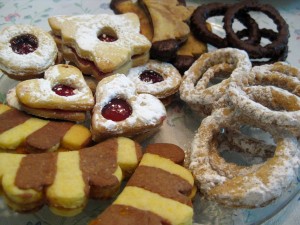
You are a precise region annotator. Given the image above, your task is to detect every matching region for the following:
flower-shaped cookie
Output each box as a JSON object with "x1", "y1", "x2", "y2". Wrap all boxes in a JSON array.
[
  {"x1": 91, "y1": 74, "x2": 167, "y2": 142},
  {"x1": 0, "y1": 24, "x2": 58, "y2": 80},
  {"x1": 127, "y1": 60, "x2": 182, "y2": 105},
  {"x1": 13, "y1": 64, "x2": 94, "y2": 121},
  {"x1": 48, "y1": 13, "x2": 151, "y2": 80}
]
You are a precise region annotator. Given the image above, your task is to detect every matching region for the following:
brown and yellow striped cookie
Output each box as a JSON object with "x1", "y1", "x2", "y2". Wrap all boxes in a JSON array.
[
  {"x1": 89, "y1": 143, "x2": 194, "y2": 225},
  {"x1": 0, "y1": 103, "x2": 91, "y2": 153},
  {"x1": 0, "y1": 137, "x2": 142, "y2": 216}
]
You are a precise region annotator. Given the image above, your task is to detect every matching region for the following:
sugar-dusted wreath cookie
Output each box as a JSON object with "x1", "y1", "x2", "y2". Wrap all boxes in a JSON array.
[
  {"x1": 89, "y1": 143, "x2": 194, "y2": 225},
  {"x1": 0, "y1": 25, "x2": 58, "y2": 80},
  {"x1": 91, "y1": 74, "x2": 166, "y2": 142},
  {"x1": 48, "y1": 13, "x2": 151, "y2": 80},
  {"x1": 11, "y1": 64, "x2": 94, "y2": 122},
  {"x1": 127, "y1": 60, "x2": 182, "y2": 105},
  {"x1": 0, "y1": 137, "x2": 142, "y2": 216},
  {"x1": 0, "y1": 103, "x2": 91, "y2": 153}
]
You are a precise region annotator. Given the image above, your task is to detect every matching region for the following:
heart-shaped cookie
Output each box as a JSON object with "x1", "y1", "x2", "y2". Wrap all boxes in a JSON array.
[
  {"x1": 91, "y1": 74, "x2": 166, "y2": 142},
  {"x1": 16, "y1": 64, "x2": 94, "y2": 111}
]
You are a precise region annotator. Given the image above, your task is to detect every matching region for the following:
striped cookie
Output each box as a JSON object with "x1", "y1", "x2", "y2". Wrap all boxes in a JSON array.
[
  {"x1": 0, "y1": 103, "x2": 91, "y2": 152},
  {"x1": 0, "y1": 137, "x2": 142, "y2": 216},
  {"x1": 90, "y1": 143, "x2": 194, "y2": 225}
]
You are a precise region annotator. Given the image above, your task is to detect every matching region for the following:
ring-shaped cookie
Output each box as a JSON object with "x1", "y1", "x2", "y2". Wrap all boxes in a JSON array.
[
  {"x1": 224, "y1": 1, "x2": 289, "y2": 59},
  {"x1": 126, "y1": 60, "x2": 182, "y2": 101},
  {"x1": 190, "y1": 3, "x2": 261, "y2": 48},
  {"x1": 179, "y1": 48, "x2": 251, "y2": 115},
  {"x1": 236, "y1": 28, "x2": 288, "y2": 65},
  {"x1": 229, "y1": 62, "x2": 300, "y2": 134},
  {"x1": 0, "y1": 25, "x2": 58, "y2": 80},
  {"x1": 189, "y1": 107, "x2": 299, "y2": 207}
]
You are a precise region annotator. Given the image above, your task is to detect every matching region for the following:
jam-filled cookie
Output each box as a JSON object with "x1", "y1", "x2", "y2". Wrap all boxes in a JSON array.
[
  {"x1": 91, "y1": 74, "x2": 166, "y2": 142},
  {"x1": 8, "y1": 64, "x2": 94, "y2": 122},
  {"x1": 0, "y1": 25, "x2": 58, "y2": 80},
  {"x1": 48, "y1": 13, "x2": 151, "y2": 80},
  {"x1": 127, "y1": 60, "x2": 182, "y2": 105}
]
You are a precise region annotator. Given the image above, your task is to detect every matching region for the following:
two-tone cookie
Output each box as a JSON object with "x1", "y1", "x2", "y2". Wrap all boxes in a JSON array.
[
  {"x1": 0, "y1": 103, "x2": 91, "y2": 153},
  {"x1": 89, "y1": 143, "x2": 194, "y2": 225},
  {"x1": 0, "y1": 137, "x2": 142, "y2": 216}
]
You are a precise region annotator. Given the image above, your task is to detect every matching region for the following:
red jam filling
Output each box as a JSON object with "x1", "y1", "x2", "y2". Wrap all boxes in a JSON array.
[
  {"x1": 102, "y1": 98, "x2": 132, "y2": 121},
  {"x1": 139, "y1": 70, "x2": 164, "y2": 83},
  {"x1": 98, "y1": 33, "x2": 118, "y2": 42},
  {"x1": 10, "y1": 34, "x2": 38, "y2": 55},
  {"x1": 52, "y1": 84, "x2": 75, "y2": 97}
]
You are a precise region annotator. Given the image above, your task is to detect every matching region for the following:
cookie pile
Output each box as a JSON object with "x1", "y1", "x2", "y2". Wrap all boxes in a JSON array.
[
  {"x1": 0, "y1": 0, "x2": 298, "y2": 224},
  {"x1": 110, "y1": 0, "x2": 209, "y2": 74}
]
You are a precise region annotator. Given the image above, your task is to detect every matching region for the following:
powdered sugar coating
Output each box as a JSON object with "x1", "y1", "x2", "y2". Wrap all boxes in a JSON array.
[
  {"x1": 15, "y1": 64, "x2": 94, "y2": 110},
  {"x1": 91, "y1": 74, "x2": 166, "y2": 141},
  {"x1": 229, "y1": 62, "x2": 300, "y2": 134},
  {"x1": 0, "y1": 24, "x2": 57, "y2": 77},
  {"x1": 179, "y1": 48, "x2": 252, "y2": 115},
  {"x1": 50, "y1": 13, "x2": 151, "y2": 73},
  {"x1": 127, "y1": 60, "x2": 182, "y2": 98},
  {"x1": 188, "y1": 108, "x2": 300, "y2": 207}
]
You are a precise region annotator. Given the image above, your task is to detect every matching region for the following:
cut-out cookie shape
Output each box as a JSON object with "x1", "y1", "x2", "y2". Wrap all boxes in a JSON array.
[
  {"x1": 110, "y1": 0, "x2": 154, "y2": 41},
  {"x1": 127, "y1": 60, "x2": 182, "y2": 106},
  {"x1": 89, "y1": 143, "x2": 194, "y2": 225},
  {"x1": 110, "y1": 1, "x2": 208, "y2": 73},
  {"x1": 0, "y1": 137, "x2": 142, "y2": 216},
  {"x1": 0, "y1": 24, "x2": 58, "y2": 80},
  {"x1": 48, "y1": 13, "x2": 151, "y2": 80},
  {"x1": 91, "y1": 74, "x2": 166, "y2": 142},
  {"x1": 0, "y1": 103, "x2": 91, "y2": 153},
  {"x1": 12, "y1": 64, "x2": 94, "y2": 122},
  {"x1": 140, "y1": 0, "x2": 191, "y2": 61}
]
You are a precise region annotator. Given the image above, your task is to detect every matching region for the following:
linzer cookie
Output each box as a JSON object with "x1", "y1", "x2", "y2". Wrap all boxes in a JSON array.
[
  {"x1": 139, "y1": 0, "x2": 191, "y2": 61},
  {"x1": 89, "y1": 143, "x2": 194, "y2": 225},
  {"x1": 127, "y1": 60, "x2": 182, "y2": 106},
  {"x1": 48, "y1": 13, "x2": 151, "y2": 80},
  {"x1": 10, "y1": 64, "x2": 94, "y2": 122},
  {"x1": 91, "y1": 74, "x2": 166, "y2": 142},
  {"x1": 0, "y1": 137, "x2": 142, "y2": 216},
  {"x1": 0, "y1": 103, "x2": 91, "y2": 153},
  {"x1": 0, "y1": 24, "x2": 58, "y2": 80}
]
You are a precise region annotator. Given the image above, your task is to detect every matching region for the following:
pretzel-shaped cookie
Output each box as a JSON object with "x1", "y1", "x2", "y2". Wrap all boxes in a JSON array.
[
  {"x1": 0, "y1": 137, "x2": 142, "y2": 216},
  {"x1": 188, "y1": 107, "x2": 300, "y2": 208},
  {"x1": 0, "y1": 25, "x2": 58, "y2": 80},
  {"x1": 91, "y1": 74, "x2": 166, "y2": 142},
  {"x1": 229, "y1": 62, "x2": 300, "y2": 135},
  {"x1": 179, "y1": 48, "x2": 252, "y2": 116}
]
